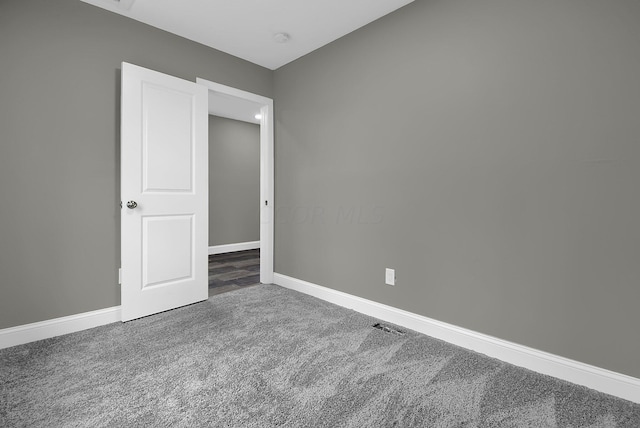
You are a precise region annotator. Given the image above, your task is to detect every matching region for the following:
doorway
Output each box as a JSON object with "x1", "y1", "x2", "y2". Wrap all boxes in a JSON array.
[
  {"x1": 121, "y1": 65, "x2": 273, "y2": 321},
  {"x1": 208, "y1": 115, "x2": 260, "y2": 296},
  {"x1": 196, "y1": 78, "x2": 274, "y2": 286}
]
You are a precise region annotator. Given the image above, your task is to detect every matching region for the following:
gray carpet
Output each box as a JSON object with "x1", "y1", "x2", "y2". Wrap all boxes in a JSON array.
[{"x1": 1, "y1": 285, "x2": 639, "y2": 427}]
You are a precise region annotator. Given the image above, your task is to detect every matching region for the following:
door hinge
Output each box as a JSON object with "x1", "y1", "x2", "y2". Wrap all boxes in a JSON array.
[{"x1": 118, "y1": 268, "x2": 122, "y2": 284}]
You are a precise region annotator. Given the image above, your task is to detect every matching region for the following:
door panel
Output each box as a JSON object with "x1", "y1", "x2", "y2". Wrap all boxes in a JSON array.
[
  {"x1": 142, "y1": 83, "x2": 194, "y2": 192},
  {"x1": 142, "y1": 215, "x2": 193, "y2": 288},
  {"x1": 121, "y1": 62, "x2": 208, "y2": 322}
]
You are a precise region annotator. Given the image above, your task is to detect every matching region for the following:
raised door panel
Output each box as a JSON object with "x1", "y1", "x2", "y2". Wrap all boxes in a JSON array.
[{"x1": 142, "y1": 83, "x2": 194, "y2": 193}]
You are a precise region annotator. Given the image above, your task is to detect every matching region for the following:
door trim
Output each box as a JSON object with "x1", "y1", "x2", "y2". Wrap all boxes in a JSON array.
[{"x1": 195, "y1": 78, "x2": 274, "y2": 284}]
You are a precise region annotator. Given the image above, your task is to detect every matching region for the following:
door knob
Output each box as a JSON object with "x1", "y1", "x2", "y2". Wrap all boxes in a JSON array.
[{"x1": 126, "y1": 201, "x2": 138, "y2": 209}]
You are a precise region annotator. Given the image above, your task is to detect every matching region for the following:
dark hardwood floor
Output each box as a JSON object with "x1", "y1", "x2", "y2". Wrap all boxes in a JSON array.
[{"x1": 208, "y1": 249, "x2": 260, "y2": 297}]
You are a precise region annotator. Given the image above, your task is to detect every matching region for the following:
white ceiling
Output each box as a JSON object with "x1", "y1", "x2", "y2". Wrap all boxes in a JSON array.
[{"x1": 80, "y1": 0, "x2": 414, "y2": 70}]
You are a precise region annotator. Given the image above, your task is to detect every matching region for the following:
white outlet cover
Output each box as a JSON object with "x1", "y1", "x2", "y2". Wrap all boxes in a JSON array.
[{"x1": 385, "y1": 268, "x2": 395, "y2": 286}]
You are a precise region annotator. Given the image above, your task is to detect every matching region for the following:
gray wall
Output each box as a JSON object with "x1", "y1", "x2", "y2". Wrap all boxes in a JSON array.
[
  {"x1": 3, "y1": 0, "x2": 639, "y2": 381},
  {"x1": 0, "y1": 0, "x2": 272, "y2": 329},
  {"x1": 209, "y1": 116, "x2": 260, "y2": 246},
  {"x1": 273, "y1": 0, "x2": 640, "y2": 378}
]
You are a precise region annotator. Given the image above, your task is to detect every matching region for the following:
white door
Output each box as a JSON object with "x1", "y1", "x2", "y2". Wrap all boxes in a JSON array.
[{"x1": 120, "y1": 62, "x2": 208, "y2": 322}]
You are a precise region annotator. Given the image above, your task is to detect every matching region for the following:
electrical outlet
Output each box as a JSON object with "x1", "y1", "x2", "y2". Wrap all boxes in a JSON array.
[{"x1": 385, "y1": 268, "x2": 395, "y2": 286}]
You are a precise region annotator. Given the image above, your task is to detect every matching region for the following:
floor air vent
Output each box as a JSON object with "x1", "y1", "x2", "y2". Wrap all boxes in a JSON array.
[{"x1": 373, "y1": 323, "x2": 405, "y2": 336}]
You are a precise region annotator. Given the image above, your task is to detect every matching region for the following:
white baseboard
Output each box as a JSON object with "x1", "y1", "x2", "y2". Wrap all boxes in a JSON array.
[
  {"x1": 273, "y1": 273, "x2": 640, "y2": 404},
  {"x1": 0, "y1": 306, "x2": 122, "y2": 350},
  {"x1": 209, "y1": 241, "x2": 260, "y2": 255}
]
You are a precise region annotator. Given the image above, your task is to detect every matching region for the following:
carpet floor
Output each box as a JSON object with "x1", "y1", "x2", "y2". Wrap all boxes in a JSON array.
[{"x1": 1, "y1": 284, "x2": 639, "y2": 427}]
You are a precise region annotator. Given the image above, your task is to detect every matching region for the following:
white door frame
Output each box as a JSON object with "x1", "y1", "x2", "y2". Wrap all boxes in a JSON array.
[{"x1": 196, "y1": 78, "x2": 274, "y2": 284}]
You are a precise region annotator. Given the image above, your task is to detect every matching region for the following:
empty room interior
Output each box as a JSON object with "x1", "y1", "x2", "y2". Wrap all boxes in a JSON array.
[
  {"x1": 1, "y1": 0, "x2": 640, "y2": 426},
  {"x1": 208, "y1": 114, "x2": 261, "y2": 297}
]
